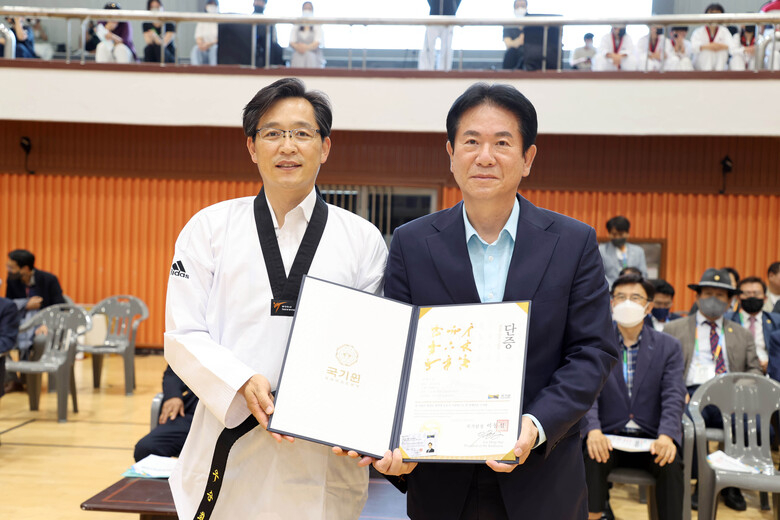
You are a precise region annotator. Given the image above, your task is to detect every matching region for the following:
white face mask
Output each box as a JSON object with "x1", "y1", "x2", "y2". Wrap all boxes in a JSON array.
[
  {"x1": 514, "y1": 7, "x2": 527, "y2": 17},
  {"x1": 302, "y1": 9, "x2": 313, "y2": 17},
  {"x1": 612, "y1": 300, "x2": 648, "y2": 328},
  {"x1": 206, "y1": 5, "x2": 218, "y2": 13}
]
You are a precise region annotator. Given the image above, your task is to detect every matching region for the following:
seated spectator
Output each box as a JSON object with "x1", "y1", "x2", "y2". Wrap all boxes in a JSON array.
[
  {"x1": 599, "y1": 215, "x2": 647, "y2": 286},
  {"x1": 760, "y1": 1, "x2": 780, "y2": 69},
  {"x1": 729, "y1": 24, "x2": 760, "y2": 70},
  {"x1": 502, "y1": 0, "x2": 526, "y2": 70},
  {"x1": 252, "y1": 0, "x2": 283, "y2": 67},
  {"x1": 134, "y1": 365, "x2": 198, "y2": 461},
  {"x1": 0, "y1": 291, "x2": 21, "y2": 400},
  {"x1": 619, "y1": 266, "x2": 642, "y2": 278},
  {"x1": 663, "y1": 268, "x2": 761, "y2": 511},
  {"x1": 726, "y1": 276, "x2": 780, "y2": 374},
  {"x1": 593, "y1": 25, "x2": 637, "y2": 71},
  {"x1": 691, "y1": 3, "x2": 732, "y2": 71},
  {"x1": 82, "y1": 20, "x2": 102, "y2": 54},
  {"x1": 570, "y1": 32, "x2": 595, "y2": 70},
  {"x1": 645, "y1": 278, "x2": 683, "y2": 331},
  {"x1": 190, "y1": 0, "x2": 218, "y2": 66},
  {"x1": 289, "y1": 2, "x2": 324, "y2": 68},
  {"x1": 95, "y1": 2, "x2": 137, "y2": 64},
  {"x1": 584, "y1": 274, "x2": 686, "y2": 520},
  {"x1": 669, "y1": 26, "x2": 694, "y2": 70},
  {"x1": 766, "y1": 262, "x2": 780, "y2": 313},
  {"x1": 636, "y1": 25, "x2": 679, "y2": 71},
  {"x1": 30, "y1": 18, "x2": 54, "y2": 61},
  {"x1": 0, "y1": 17, "x2": 37, "y2": 59},
  {"x1": 143, "y1": 0, "x2": 176, "y2": 64}
]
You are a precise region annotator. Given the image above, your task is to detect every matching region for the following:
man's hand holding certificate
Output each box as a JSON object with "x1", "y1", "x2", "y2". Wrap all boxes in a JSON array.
[{"x1": 267, "y1": 276, "x2": 531, "y2": 465}]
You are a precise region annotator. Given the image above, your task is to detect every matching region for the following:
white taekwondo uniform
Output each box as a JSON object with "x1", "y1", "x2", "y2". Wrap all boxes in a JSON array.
[
  {"x1": 593, "y1": 31, "x2": 638, "y2": 71},
  {"x1": 691, "y1": 25, "x2": 733, "y2": 71},
  {"x1": 636, "y1": 33, "x2": 679, "y2": 71},
  {"x1": 165, "y1": 188, "x2": 387, "y2": 520}
]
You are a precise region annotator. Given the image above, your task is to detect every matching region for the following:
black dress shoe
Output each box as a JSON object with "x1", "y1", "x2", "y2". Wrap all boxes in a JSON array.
[
  {"x1": 3, "y1": 380, "x2": 25, "y2": 393},
  {"x1": 691, "y1": 484, "x2": 698, "y2": 511},
  {"x1": 721, "y1": 487, "x2": 747, "y2": 511}
]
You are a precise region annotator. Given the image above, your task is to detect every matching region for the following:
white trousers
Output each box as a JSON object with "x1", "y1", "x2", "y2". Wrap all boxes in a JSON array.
[
  {"x1": 694, "y1": 49, "x2": 728, "y2": 71},
  {"x1": 637, "y1": 53, "x2": 682, "y2": 71},
  {"x1": 95, "y1": 41, "x2": 133, "y2": 63},
  {"x1": 729, "y1": 50, "x2": 758, "y2": 71},
  {"x1": 592, "y1": 54, "x2": 638, "y2": 71},
  {"x1": 419, "y1": 25, "x2": 454, "y2": 71}
]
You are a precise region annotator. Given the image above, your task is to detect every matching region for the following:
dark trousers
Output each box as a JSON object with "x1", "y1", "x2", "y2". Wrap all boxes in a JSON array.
[
  {"x1": 143, "y1": 43, "x2": 175, "y2": 63},
  {"x1": 133, "y1": 414, "x2": 192, "y2": 462},
  {"x1": 502, "y1": 47, "x2": 524, "y2": 70},
  {"x1": 458, "y1": 465, "x2": 510, "y2": 520},
  {"x1": 584, "y1": 447, "x2": 684, "y2": 520}
]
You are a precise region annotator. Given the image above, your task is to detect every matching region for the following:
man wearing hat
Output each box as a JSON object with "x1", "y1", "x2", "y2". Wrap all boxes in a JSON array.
[{"x1": 663, "y1": 267, "x2": 761, "y2": 512}]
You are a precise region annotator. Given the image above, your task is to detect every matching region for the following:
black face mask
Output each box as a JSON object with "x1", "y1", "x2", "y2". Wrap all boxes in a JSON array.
[
  {"x1": 741, "y1": 297, "x2": 764, "y2": 314},
  {"x1": 254, "y1": 4, "x2": 265, "y2": 13},
  {"x1": 656, "y1": 27, "x2": 664, "y2": 35},
  {"x1": 611, "y1": 237, "x2": 627, "y2": 248}
]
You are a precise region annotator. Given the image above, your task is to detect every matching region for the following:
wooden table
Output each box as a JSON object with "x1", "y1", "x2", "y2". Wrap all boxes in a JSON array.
[{"x1": 81, "y1": 477, "x2": 178, "y2": 519}]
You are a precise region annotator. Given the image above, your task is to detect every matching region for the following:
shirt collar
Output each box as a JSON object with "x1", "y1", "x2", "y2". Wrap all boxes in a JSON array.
[
  {"x1": 696, "y1": 310, "x2": 723, "y2": 329},
  {"x1": 462, "y1": 197, "x2": 519, "y2": 246},
  {"x1": 270, "y1": 188, "x2": 317, "y2": 230}
]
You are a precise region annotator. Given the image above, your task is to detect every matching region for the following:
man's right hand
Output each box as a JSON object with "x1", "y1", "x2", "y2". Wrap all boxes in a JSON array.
[
  {"x1": 26, "y1": 296, "x2": 43, "y2": 310},
  {"x1": 372, "y1": 448, "x2": 417, "y2": 476},
  {"x1": 159, "y1": 397, "x2": 185, "y2": 424},
  {"x1": 240, "y1": 374, "x2": 294, "y2": 443},
  {"x1": 586, "y1": 429, "x2": 612, "y2": 463}
]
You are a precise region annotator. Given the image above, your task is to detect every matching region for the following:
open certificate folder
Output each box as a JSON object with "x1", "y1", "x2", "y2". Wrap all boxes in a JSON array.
[{"x1": 267, "y1": 276, "x2": 531, "y2": 463}]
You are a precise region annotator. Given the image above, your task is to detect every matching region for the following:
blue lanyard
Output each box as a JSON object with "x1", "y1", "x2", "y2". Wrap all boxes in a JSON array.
[{"x1": 622, "y1": 348, "x2": 629, "y2": 384}]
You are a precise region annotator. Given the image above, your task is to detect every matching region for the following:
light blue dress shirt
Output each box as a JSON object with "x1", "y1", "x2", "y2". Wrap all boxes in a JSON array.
[{"x1": 462, "y1": 200, "x2": 547, "y2": 448}]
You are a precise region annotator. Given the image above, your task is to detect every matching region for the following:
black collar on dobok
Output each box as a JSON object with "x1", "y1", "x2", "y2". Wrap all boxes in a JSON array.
[{"x1": 253, "y1": 187, "x2": 328, "y2": 316}]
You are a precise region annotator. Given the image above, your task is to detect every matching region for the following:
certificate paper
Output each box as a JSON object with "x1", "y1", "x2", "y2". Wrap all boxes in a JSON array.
[{"x1": 268, "y1": 276, "x2": 530, "y2": 463}]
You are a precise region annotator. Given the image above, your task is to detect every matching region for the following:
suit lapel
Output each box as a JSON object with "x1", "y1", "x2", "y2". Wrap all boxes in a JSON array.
[
  {"x1": 503, "y1": 195, "x2": 558, "y2": 302},
  {"x1": 425, "y1": 202, "x2": 480, "y2": 303},
  {"x1": 724, "y1": 320, "x2": 740, "y2": 371},
  {"x1": 630, "y1": 328, "x2": 654, "y2": 406}
]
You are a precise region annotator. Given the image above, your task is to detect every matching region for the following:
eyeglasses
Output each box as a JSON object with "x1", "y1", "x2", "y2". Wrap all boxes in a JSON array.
[
  {"x1": 612, "y1": 294, "x2": 648, "y2": 304},
  {"x1": 256, "y1": 127, "x2": 320, "y2": 143}
]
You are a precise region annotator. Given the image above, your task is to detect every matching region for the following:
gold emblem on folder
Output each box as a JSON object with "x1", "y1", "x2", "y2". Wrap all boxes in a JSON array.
[{"x1": 336, "y1": 344, "x2": 359, "y2": 367}]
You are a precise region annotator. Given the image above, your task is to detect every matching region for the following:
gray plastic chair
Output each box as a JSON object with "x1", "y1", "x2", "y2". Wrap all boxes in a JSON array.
[
  {"x1": 606, "y1": 415, "x2": 694, "y2": 520},
  {"x1": 78, "y1": 295, "x2": 148, "y2": 395},
  {"x1": 6, "y1": 304, "x2": 92, "y2": 422},
  {"x1": 690, "y1": 373, "x2": 780, "y2": 520},
  {"x1": 150, "y1": 392, "x2": 164, "y2": 431}
]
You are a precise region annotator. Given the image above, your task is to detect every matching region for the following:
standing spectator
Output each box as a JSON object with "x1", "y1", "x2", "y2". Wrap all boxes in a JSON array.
[
  {"x1": 725, "y1": 276, "x2": 780, "y2": 374},
  {"x1": 570, "y1": 32, "x2": 596, "y2": 70},
  {"x1": 765, "y1": 262, "x2": 780, "y2": 312},
  {"x1": 419, "y1": 0, "x2": 461, "y2": 71},
  {"x1": 95, "y1": 2, "x2": 137, "y2": 64},
  {"x1": 599, "y1": 216, "x2": 647, "y2": 287},
  {"x1": 593, "y1": 25, "x2": 637, "y2": 71},
  {"x1": 502, "y1": 0, "x2": 526, "y2": 70},
  {"x1": 584, "y1": 274, "x2": 686, "y2": 520},
  {"x1": 645, "y1": 278, "x2": 683, "y2": 332},
  {"x1": 690, "y1": 3, "x2": 732, "y2": 71},
  {"x1": 729, "y1": 24, "x2": 760, "y2": 70},
  {"x1": 636, "y1": 25, "x2": 679, "y2": 71},
  {"x1": 0, "y1": 291, "x2": 21, "y2": 399},
  {"x1": 190, "y1": 0, "x2": 218, "y2": 66},
  {"x1": 663, "y1": 268, "x2": 761, "y2": 511},
  {"x1": 289, "y1": 2, "x2": 324, "y2": 69},
  {"x1": 669, "y1": 26, "x2": 694, "y2": 70},
  {"x1": 1, "y1": 17, "x2": 37, "y2": 59},
  {"x1": 143, "y1": 0, "x2": 176, "y2": 64}
]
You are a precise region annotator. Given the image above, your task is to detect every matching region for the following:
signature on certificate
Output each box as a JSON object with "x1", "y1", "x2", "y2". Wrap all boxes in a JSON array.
[{"x1": 469, "y1": 429, "x2": 505, "y2": 447}]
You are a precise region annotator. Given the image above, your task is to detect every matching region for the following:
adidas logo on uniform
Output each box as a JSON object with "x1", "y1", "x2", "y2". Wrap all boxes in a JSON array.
[{"x1": 170, "y1": 260, "x2": 190, "y2": 279}]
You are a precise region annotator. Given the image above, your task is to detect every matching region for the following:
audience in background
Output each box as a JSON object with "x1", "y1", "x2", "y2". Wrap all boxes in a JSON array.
[
  {"x1": 669, "y1": 26, "x2": 694, "y2": 70},
  {"x1": 134, "y1": 365, "x2": 198, "y2": 461},
  {"x1": 570, "y1": 32, "x2": 595, "y2": 70},
  {"x1": 289, "y1": 1, "x2": 324, "y2": 68},
  {"x1": 96, "y1": 2, "x2": 137, "y2": 64},
  {"x1": 729, "y1": 24, "x2": 759, "y2": 70},
  {"x1": 646, "y1": 278, "x2": 683, "y2": 331},
  {"x1": 30, "y1": 18, "x2": 54, "y2": 60},
  {"x1": 725, "y1": 276, "x2": 780, "y2": 374},
  {"x1": 691, "y1": 3, "x2": 732, "y2": 71},
  {"x1": 766, "y1": 262, "x2": 780, "y2": 312},
  {"x1": 636, "y1": 24, "x2": 679, "y2": 71},
  {"x1": 585, "y1": 274, "x2": 685, "y2": 520},
  {"x1": 419, "y1": 0, "x2": 461, "y2": 71},
  {"x1": 143, "y1": 0, "x2": 176, "y2": 63},
  {"x1": 0, "y1": 17, "x2": 37, "y2": 59},
  {"x1": 599, "y1": 216, "x2": 648, "y2": 287},
  {"x1": 253, "y1": 0, "x2": 283, "y2": 67},
  {"x1": 502, "y1": 0, "x2": 526, "y2": 70},
  {"x1": 593, "y1": 25, "x2": 637, "y2": 71},
  {"x1": 663, "y1": 268, "x2": 761, "y2": 512},
  {"x1": 190, "y1": 0, "x2": 219, "y2": 66},
  {"x1": 0, "y1": 287, "x2": 21, "y2": 400}
]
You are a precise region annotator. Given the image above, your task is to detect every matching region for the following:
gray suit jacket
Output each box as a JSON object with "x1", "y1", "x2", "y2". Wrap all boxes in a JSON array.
[
  {"x1": 599, "y1": 241, "x2": 647, "y2": 286},
  {"x1": 662, "y1": 315, "x2": 761, "y2": 382}
]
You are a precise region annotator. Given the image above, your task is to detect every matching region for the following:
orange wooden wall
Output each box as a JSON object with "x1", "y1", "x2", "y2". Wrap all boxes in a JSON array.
[{"x1": 444, "y1": 187, "x2": 780, "y2": 312}]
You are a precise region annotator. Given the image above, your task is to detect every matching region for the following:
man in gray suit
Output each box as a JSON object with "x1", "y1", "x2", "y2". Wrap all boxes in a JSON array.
[
  {"x1": 664, "y1": 267, "x2": 761, "y2": 512},
  {"x1": 764, "y1": 262, "x2": 780, "y2": 313},
  {"x1": 599, "y1": 216, "x2": 647, "y2": 286}
]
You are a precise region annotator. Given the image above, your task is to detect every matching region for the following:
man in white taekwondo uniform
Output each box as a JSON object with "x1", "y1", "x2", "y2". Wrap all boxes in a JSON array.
[{"x1": 164, "y1": 78, "x2": 387, "y2": 520}]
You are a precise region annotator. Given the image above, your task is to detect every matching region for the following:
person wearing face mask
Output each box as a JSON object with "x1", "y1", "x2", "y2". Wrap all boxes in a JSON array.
[
  {"x1": 142, "y1": 0, "x2": 176, "y2": 63},
  {"x1": 570, "y1": 32, "x2": 596, "y2": 70},
  {"x1": 584, "y1": 274, "x2": 685, "y2": 520},
  {"x1": 690, "y1": 3, "x2": 734, "y2": 71},
  {"x1": 95, "y1": 2, "x2": 137, "y2": 64},
  {"x1": 644, "y1": 279, "x2": 684, "y2": 332},
  {"x1": 599, "y1": 216, "x2": 647, "y2": 287},
  {"x1": 593, "y1": 25, "x2": 638, "y2": 71},
  {"x1": 190, "y1": 0, "x2": 219, "y2": 66},
  {"x1": 663, "y1": 268, "x2": 761, "y2": 512},
  {"x1": 502, "y1": 0, "x2": 526, "y2": 70},
  {"x1": 729, "y1": 24, "x2": 760, "y2": 70},
  {"x1": 636, "y1": 25, "x2": 680, "y2": 71},
  {"x1": 289, "y1": 2, "x2": 324, "y2": 68},
  {"x1": 669, "y1": 26, "x2": 694, "y2": 70},
  {"x1": 724, "y1": 277, "x2": 780, "y2": 375}
]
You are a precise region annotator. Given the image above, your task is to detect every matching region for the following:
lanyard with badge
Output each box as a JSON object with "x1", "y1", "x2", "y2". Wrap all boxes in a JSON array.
[{"x1": 692, "y1": 322, "x2": 725, "y2": 382}]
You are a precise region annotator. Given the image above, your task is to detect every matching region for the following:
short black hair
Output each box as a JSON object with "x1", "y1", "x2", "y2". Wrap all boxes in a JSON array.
[
  {"x1": 446, "y1": 83, "x2": 538, "y2": 154},
  {"x1": 722, "y1": 266, "x2": 740, "y2": 284},
  {"x1": 606, "y1": 215, "x2": 630, "y2": 233},
  {"x1": 705, "y1": 3, "x2": 725, "y2": 13},
  {"x1": 769, "y1": 262, "x2": 780, "y2": 276},
  {"x1": 9, "y1": 249, "x2": 35, "y2": 269},
  {"x1": 619, "y1": 266, "x2": 642, "y2": 278},
  {"x1": 243, "y1": 78, "x2": 332, "y2": 141},
  {"x1": 611, "y1": 274, "x2": 655, "y2": 301},
  {"x1": 650, "y1": 278, "x2": 675, "y2": 298},
  {"x1": 584, "y1": 33, "x2": 594, "y2": 40},
  {"x1": 738, "y1": 276, "x2": 767, "y2": 294}
]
